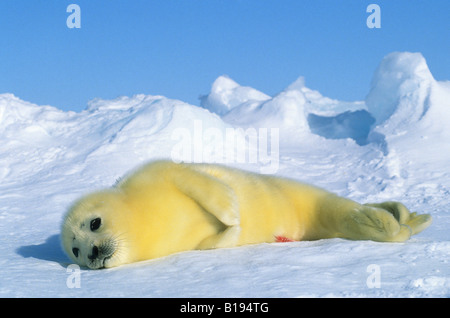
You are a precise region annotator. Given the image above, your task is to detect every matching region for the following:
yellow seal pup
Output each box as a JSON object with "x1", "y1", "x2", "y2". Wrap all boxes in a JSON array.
[{"x1": 61, "y1": 160, "x2": 432, "y2": 269}]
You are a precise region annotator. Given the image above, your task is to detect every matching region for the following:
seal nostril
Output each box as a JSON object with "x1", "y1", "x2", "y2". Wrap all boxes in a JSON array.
[{"x1": 88, "y1": 246, "x2": 99, "y2": 260}]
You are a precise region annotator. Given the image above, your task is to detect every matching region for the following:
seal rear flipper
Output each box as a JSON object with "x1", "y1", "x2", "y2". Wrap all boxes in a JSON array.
[
  {"x1": 364, "y1": 201, "x2": 432, "y2": 236},
  {"x1": 364, "y1": 201, "x2": 411, "y2": 224},
  {"x1": 405, "y1": 213, "x2": 432, "y2": 235}
]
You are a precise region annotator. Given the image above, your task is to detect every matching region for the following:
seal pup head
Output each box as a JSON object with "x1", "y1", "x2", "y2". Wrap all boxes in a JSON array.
[{"x1": 61, "y1": 191, "x2": 131, "y2": 269}]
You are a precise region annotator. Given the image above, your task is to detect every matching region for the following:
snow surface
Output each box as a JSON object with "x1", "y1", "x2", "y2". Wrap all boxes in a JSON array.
[{"x1": 1, "y1": 52, "x2": 449, "y2": 297}]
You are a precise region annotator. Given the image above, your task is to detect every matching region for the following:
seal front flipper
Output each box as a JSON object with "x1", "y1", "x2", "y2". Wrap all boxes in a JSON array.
[
  {"x1": 171, "y1": 164, "x2": 240, "y2": 226},
  {"x1": 170, "y1": 163, "x2": 241, "y2": 248},
  {"x1": 196, "y1": 224, "x2": 241, "y2": 249}
]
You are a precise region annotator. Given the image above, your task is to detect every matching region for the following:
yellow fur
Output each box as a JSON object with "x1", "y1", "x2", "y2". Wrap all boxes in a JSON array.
[{"x1": 61, "y1": 160, "x2": 432, "y2": 269}]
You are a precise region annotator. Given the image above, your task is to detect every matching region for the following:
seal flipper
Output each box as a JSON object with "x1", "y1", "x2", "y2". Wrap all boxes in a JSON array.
[
  {"x1": 172, "y1": 164, "x2": 240, "y2": 226},
  {"x1": 364, "y1": 201, "x2": 432, "y2": 236},
  {"x1": 171, "y1": 163, "x2": 241, "y2": 248}
]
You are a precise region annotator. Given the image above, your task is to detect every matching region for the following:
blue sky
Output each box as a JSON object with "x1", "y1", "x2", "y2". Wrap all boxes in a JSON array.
[{"x1": 0, "y1": 0, "x2": 449, "y2": 111}]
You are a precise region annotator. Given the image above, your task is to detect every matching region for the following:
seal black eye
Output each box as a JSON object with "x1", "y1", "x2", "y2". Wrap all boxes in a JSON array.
[
  {"x1": 90, "y1": 217, "x2": 101, "y2": 231},
  {"x1": 72, "y1": 248, "x2": 79, "y2": 257}
]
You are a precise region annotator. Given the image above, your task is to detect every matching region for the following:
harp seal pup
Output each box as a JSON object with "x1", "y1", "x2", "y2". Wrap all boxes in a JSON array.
[{"x1": 61, "y1": 160, "x2": 432, "y2": 269}]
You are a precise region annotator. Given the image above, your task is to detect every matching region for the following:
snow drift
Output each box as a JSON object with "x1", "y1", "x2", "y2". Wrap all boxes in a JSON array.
[
  {"x1": 366, "y1": 52, "x2": 450, "y2": 144},
  {"x1": 0, "y1": 52, "x2": 449, "y2": 297},
  {"x1": 366, "y1": 52, "x2": 435, "y2": 127}
]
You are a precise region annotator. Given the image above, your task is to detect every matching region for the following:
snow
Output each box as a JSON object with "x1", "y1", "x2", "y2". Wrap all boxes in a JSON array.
[
  {"x1": 1, "y1": 52, "x2": 449, "y2": 297},
  {"x1": 199, "y1": 75, "x2": 271, "y2": 116},
  {"x1": 366, "y1": 52, "x2": 435, "y2": 127}
]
